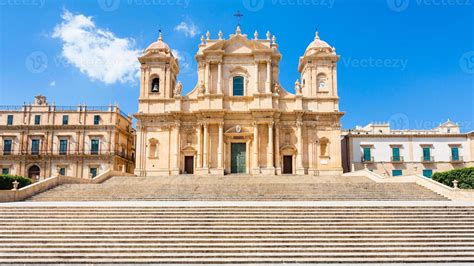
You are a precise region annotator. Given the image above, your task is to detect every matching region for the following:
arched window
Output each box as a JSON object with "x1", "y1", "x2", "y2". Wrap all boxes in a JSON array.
[
  {"x1": 233, "y1": 76, "x2": 244, "y2": 96},
  {"x1": 151, "y1": 78, "x2": 160, "y2": 93}
]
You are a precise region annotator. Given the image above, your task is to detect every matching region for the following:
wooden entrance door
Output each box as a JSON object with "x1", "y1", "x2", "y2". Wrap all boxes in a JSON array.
[
  {"x1": 283, "y1": 156, "x2": 293, "y2": 174},
  {"x1": 184, "y1": 156, "x2": 194, "y2": 174},
  {"x1": 231, "y1": 143, "x2": 246, "y2": 174}
]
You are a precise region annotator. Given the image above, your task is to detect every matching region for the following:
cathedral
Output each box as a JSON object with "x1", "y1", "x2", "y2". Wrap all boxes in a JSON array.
[{"x1": 134, "y1": 27, "x2": 343, "y2": 176}]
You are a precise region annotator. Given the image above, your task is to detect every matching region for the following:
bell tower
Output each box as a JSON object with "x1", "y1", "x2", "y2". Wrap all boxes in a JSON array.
[
  {"x1": 298, "y1": 32, "x2": 339, "y2": 99},
  {"x1": 138, "y1": 32, "x2": 180, "y2": 100}
]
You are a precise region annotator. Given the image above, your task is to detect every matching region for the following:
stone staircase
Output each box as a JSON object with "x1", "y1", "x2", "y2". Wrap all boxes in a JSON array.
[
  {"x1": 0, "y1": 205, "x2": 473, "y2": 263},
  {"x1": 27, "y1": 175, "x2": 449, "y2": 201}
]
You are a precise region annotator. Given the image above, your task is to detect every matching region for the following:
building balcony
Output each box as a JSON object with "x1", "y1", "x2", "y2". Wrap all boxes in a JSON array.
[
  {"x1": 361, "y1": 156, "x2": 375, "y2": 163},
  {"x1": 421, "y1": 156, "x2": 435, "y2": 163},
  {"x1": 450, "y1": 156, "x2": 464, "y2": 163},
  {"x1": 391, "y1": 156, "x2": 404, "y2": 163},
  {"x1": 0, "y1": 150, "x2": 133, "y2": 161}
]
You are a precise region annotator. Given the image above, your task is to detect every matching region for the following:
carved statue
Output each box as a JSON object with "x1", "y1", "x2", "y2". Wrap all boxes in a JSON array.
[
  {"x1": 199, "y1": 80, "x2": 206, "y2": 94},
  {"x1": 174, "y1": 81, "x2": 183, "y2": 96},
  {"x1": 295, "y1": 79, "x2": 302, "y2": 95},
  {"x1": 273, "y1": 81, "x2": 281, "y2": 94}
]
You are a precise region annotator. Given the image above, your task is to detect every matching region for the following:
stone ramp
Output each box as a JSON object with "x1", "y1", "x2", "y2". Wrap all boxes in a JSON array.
[
  {"x1": 27, "y1": 175, "x2": 449, "y2": 201},
  {"x1": 0, "y1": 204, "x2": 473, "y2": 263}
]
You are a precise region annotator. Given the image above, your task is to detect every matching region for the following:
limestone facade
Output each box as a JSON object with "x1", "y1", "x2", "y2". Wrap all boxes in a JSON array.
[
  {"x1": 0, "y1": 96, "x2": 135, "y2": 180},
  {"x1": 342, "y1": 121, "x2": 474, "y2": 177},
  {"x1": 134, "y1": 28, "x2": 343, "y2": 176}
]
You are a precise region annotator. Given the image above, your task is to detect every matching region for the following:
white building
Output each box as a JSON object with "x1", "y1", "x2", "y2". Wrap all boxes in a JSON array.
[{"x1": 342, "y1": 121, "x2": 474, "y2": 177}]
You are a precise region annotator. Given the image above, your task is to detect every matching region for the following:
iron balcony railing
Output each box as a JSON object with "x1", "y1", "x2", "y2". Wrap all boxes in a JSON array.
[
  {"x1": 450, "y1": 156, "x2": 464, "y2": 163},
  {"x1": 361, "y1": 156, "x2": 375, "y2": 163},
  {"x1": 1, "y1": 149, "x2": 133, "y2": 159},
  {"x1": 421, "y1": 156, "x2": 435, "y2": 162},
  {"x1": 391, "y1": 156, "x2": 404, "y2": 162}
]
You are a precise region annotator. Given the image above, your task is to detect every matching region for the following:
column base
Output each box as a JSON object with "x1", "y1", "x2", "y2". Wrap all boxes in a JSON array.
[
  {"x1": 209, "y1": 168, "x2": 225, "y2": 175},
  {"x1": 296, "y1": 167, "x2": 305, "y2": 175},
  {"x1": 261, "y1": 167, "x2": 275, "y2": 175},
  {"x1": 170, "y1": 168, "x2": 180, "y2": 176},
  {"x1": 196, "y1": 168, "x2": 209, "y2": 175},
  {"x1": 275, "y1": 167, "x2": 282, "y2": 175},
  {"x1": 251, "y1": 168, "x2": 261, "y2": 175}
]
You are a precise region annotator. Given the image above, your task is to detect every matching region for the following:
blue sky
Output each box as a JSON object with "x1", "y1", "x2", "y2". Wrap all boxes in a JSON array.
[{"x1": 0, "y1": 0, "x2": 472, "y2": 131}]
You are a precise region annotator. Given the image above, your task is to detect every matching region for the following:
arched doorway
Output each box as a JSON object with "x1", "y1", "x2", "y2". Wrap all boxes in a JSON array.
[{"x1": 28, "y1": 165, "x2": 40, "y2": 179}]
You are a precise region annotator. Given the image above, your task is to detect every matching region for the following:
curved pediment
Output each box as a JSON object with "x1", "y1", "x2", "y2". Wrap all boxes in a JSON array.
[{"x1": 225, "y1": 125, "x2": 251, "y2": 135}]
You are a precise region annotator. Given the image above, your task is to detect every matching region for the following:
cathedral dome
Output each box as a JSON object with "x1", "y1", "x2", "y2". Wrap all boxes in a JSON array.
[
  {"x1": 304, "y1": 32, "x2": 334, "y2": 56},
  {"x1": 144, "y1": 31, "x2": 173, "y2": 56}
]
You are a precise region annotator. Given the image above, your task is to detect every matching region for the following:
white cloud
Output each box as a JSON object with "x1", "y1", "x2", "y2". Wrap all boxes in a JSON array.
[
  {"x1": 171, "y1": 49, "x2": 190, "y2": 72},
  {"x1": 174, "y1": 21, "x2": 199, "y2": 38},
  {"x1": 49, "y1": 81, "x2": 56, "y2": 86},
  {"x1": 52, "y1": 10, "x2": 140, "y2": 85}
]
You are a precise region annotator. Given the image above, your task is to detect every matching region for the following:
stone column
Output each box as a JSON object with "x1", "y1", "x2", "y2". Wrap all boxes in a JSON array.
[
  {"x1": 218, "y1": 122, "x2": 224, "y2": 169},
  {"x1": 172, "y1": 122, "x2": 180, "y2": 175},
  {"x1": 275, "y1": 122, "x2": 281, "y2": 174},
  {"x1": 265, "y1": 60, "x2": 271, "y2": 93},
  {"x1": 196, "y1": 124, "x2": 202, "y2": 169},
  {"x1": 254, "y1": 62, "x2": 259, "y2": 93},
  {"x1": 296, "y1": 120, "x2": 305, "y2": 174},
  {"x1": 203, "y1": 122, "x2": 209, "y2": 170},
  {"x1": 205, "y1": 63, "x2": 210, "y2": 94},
  {"x1": 252, "y1": 121, "x2": 259, "y2": 173},
  {"x1": 217, "y1": 62, "x2": 223, "y2": 94},
  {"x1": 267, "y1": 122, "x2": 274, "y2": 169}
]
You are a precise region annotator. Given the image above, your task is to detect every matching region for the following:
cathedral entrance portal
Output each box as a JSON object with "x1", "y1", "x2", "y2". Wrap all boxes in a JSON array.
[
  {"x1": 231, "y1": 143, "x2": 246, "y2": 174},
  {"x1": 184, "y1": 156, "x2": 194, "y2": 174},
  {"x1": 283, "y1": 156, "x2": 293, "y2": 174}
]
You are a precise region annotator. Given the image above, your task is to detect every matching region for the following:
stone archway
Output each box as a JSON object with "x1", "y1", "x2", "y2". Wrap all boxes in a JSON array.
[{"x1": 28, "y1": 165, "x2": 41, "y2": 179}]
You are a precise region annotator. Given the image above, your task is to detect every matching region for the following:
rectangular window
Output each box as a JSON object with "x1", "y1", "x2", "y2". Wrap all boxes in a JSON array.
[
  {"x1": 3, "y1": 139, "x2": 12, "y2": 155},
  {"x1": 7, "y1": 115, "x2": 13, "y2": 125},
  {"x1": 93, "y1": 115, "x2": 100, "y2": 125},
  {"x1": 59, "y1": 167, "x2": 66, "y2": 176},
  {"x1": 363, "y1": 147, "x2": 371, "y2": 162},
  {"x1": 91, "y1": 139, "x2": 99, "y2": 155},
  {"x1": 59, "y1": 139, "x2": 68, "y2": 155},
  {"x1": 34, "y1": 115, "x2": 41, "y2": 125},
  {"x1": 392, "y1": 170, "x2": 403, "y2": 176},
  {"x1": 90, "y1": 167, "x2": 98, "y2": 178},
  {"x1": 392, "y1": 147, "x2": 401, "y2": 161},
  {"x1": 422, "y1": 147, "x2": 431, "y2": 161},
  {"x1": 451, "y1": 147, "x2": 460, "y2": 161},
  {"x1": 62, "y1": 115, "x2": 69, "y2": 125},
  {"x1": 233, "y1": 76, "x2": 244, "y2": 96},
  {"x1": 1, "y1": 168, "x2": 9, "y2": 175},
  {"x1": 423, "y1": 169, "x2": 433, "y2": 178},
  {"x1": 31, "y1": 139, "x2": 40, "y2": 155}
]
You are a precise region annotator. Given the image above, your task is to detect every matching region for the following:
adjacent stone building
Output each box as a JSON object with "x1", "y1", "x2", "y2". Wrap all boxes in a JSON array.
[
  {"x1": 342, "y1": 121, "x2": 474, "y2": 177},
  {"x1": 0, "y1": 95, "x2": 135, "y2": 179},
  {"x1": 134, "y1": 28, "x2": 343, "y2": 176}
]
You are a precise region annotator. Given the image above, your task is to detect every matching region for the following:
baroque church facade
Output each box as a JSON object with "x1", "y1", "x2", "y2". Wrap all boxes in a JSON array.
[{"x1": 134, "y1": 27, "x2": 343, "y2": 176}]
